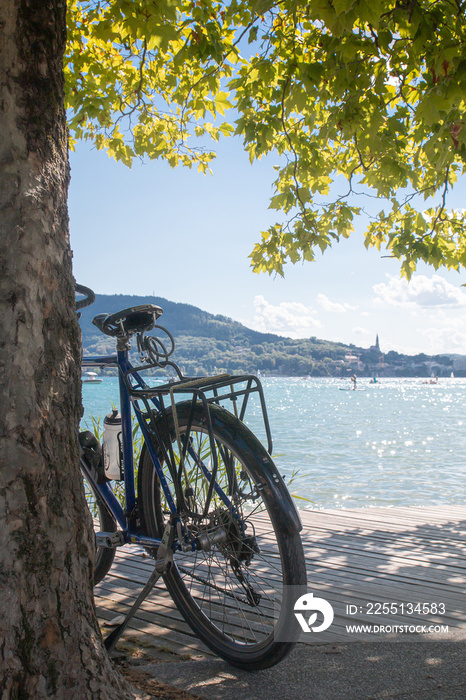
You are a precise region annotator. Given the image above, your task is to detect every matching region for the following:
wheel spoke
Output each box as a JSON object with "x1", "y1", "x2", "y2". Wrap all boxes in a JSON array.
[{"x1": 162, "y1": 428, "x2": 283, "y2": 643}]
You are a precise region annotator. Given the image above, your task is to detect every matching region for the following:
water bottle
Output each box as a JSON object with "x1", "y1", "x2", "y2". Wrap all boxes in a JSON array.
[{"x1": 102, "y1": 410, "x2": 123, "y2": 480}]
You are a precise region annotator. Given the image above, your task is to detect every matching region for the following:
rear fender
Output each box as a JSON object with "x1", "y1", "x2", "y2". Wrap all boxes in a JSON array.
[
  {"x1": 210, "y1": 410, "x2": 303, "y2": 537},
  {"x1": 244, "y1": 445, "x2": 303, "y2": 536}
]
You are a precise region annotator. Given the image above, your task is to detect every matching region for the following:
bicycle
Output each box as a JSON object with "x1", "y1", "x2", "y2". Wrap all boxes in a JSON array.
[{"x1": 76, "y1": 284, "x2": 307, "y2": 670}]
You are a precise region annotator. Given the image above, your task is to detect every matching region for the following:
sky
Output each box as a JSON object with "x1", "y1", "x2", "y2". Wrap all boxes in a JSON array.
[{"x1": 69, "y1": 137, "x2": 466, "y2": 357}]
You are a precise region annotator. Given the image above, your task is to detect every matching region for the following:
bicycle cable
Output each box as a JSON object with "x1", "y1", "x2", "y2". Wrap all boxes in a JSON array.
[{"x1": 137, "y1": 326, "x2": 175, "y2": 365}]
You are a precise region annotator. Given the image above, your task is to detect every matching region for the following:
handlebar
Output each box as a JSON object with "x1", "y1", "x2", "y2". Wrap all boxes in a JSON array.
[{"x1": 75, "y1": 284, "x2": 95, "y2": 311}]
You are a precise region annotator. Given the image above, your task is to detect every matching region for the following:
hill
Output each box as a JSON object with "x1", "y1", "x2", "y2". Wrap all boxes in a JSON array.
[{"x1": 78, "y1": 294, "x2": 461, "y2": 378}]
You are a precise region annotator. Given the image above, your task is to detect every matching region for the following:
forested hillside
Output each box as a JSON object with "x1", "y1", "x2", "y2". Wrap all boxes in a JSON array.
[
  {"x1": 78, "y1": 295, "x2": 460, "y2": 378},
  {"x1": 79, "y1": 294, "x2": 353, "y2": 376}
]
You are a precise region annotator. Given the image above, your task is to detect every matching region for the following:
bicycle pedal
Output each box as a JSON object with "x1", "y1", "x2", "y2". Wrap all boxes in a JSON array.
[{"x1": 95, "y1": 531, "x2": 124, "y2": 548}]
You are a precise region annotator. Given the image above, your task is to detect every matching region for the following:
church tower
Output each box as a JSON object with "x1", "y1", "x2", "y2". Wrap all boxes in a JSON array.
[{"x1": 370, "y1": 334, "x2": 381, "y2": 353}]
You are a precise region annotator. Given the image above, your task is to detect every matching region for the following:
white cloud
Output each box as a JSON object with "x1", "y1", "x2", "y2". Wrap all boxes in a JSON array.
[
  {"x1": 373, "y1": 274, "x2": 466, "y2": 309},
  {"x1": 317, "y1": 293, "x2": 356, "y2": 313},
  {"x1": 419, "y1": 325, "x2": 466, "y2": 355},
  {"x1": 352, "y1": 326, "x2": 372, "y2": 338},
  {"x1": 250, "y1": 295, "x2": 322, "y2": 338}
]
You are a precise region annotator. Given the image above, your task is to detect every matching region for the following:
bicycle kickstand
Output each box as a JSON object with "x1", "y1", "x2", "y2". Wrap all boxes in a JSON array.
[{"x1": 104, "y1": 519, "x2": 176, "y2": 654}]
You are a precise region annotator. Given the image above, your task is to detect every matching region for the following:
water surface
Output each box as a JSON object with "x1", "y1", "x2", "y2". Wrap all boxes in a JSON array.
[{"x1": 82, "y1": 376, "x2": 466, "y2": 510}]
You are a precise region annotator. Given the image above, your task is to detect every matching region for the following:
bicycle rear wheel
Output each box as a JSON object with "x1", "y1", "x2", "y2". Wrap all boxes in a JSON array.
[
  {"x1": 138, "y1": 403, "x2": 306, "y2": 670},
  {"x1": 82, "y1": 472, "x2": 116, "y2": 585}
]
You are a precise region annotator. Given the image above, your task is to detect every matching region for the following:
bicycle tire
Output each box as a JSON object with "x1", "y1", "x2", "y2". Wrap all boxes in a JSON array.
[
  {"x1": 138, "y1": 402, "x2": 307, "y2": 670},
  {"x1": 82, "y1": 472, "x2": 116, "y2": 585}
]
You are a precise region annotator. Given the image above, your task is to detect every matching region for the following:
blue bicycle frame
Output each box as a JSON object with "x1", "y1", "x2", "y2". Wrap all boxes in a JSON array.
[
  {"x1": 83, "y1": 348, "x2": 187, "y2": 550},
  {"x1": 81, "y1": 349, "x2": 266, "y2": 551}
]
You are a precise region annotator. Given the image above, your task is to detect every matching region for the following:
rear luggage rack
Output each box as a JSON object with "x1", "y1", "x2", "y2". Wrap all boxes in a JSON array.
[{"x1": 123, "y1": 367, "x2": 273, "y2": 456}]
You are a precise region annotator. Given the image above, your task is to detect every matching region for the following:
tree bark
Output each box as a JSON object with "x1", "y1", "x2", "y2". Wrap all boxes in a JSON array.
[{"x1": 0, "y1": 1, "x2": 138, "y2": 697}]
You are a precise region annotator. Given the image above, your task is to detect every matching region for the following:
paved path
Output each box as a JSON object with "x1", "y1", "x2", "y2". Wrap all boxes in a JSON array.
[{"x1": 141, "y1": 640, "x2": 466, "y2": 700}]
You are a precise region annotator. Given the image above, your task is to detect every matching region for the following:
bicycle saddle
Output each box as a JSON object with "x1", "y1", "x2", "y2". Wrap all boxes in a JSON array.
[{"x1": 93, "y1": 304, "x2": 163, "y2": 337}]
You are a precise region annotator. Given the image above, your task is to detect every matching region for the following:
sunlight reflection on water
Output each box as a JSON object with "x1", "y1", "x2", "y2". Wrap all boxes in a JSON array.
[{"x1": 82, "y1": 376, "x2": 466, "y2": 510}]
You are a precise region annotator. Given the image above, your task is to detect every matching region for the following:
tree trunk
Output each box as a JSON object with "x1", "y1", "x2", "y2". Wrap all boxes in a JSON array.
[{"x1": 0, "y1": 2, "x2": 137, "y2": 697}]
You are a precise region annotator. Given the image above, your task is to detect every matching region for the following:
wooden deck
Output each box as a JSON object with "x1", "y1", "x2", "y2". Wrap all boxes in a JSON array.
[{"x1": 94, "y1": 506, "x2": 466, "y2": 656}]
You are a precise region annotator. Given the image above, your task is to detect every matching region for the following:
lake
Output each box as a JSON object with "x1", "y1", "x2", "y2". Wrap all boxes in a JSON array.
[{"x1": 81, "y1": 376, "x2": 466, "y2": 510}]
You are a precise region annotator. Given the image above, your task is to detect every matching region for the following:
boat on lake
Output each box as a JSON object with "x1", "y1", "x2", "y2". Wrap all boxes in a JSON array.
[
  {"x1": 422, "y1": 376, "x2": 438, "y2": 385},
  {"x1": 82, "y1": 371, "x2": 102, "y2": 384}
]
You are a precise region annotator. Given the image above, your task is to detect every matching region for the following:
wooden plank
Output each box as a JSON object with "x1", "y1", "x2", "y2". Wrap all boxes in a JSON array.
[
  {"x1": 299, "y1": 517, "x2": 466, "y2": 544},
  {"x1": 95, "y1": 506, "x2": 466, "y2": 653},
  {"x1": 298, "y1": 527, "x2": 466, "y2": 555},
  {"x1": 302, "y1": 541, "x2": 466, "y2": 577},
  {"x1": 306, "y1": 565, "x2": 466, "y2": 604},
  {"x1": 300, "y1": 506, "x2": 466, "y2": 531},
  {"x1": 299, "y1": 509, "x2": 466, "y2": 531},
  {"x1": 298, "y1": 522, "x2": 466, "y2": 544},
  {"x1": 302, "y1": 544, "x2": 466, "y2": 576},
  {"x1": 306, "y1": 565, "x2": 466, "y2": 601}
]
